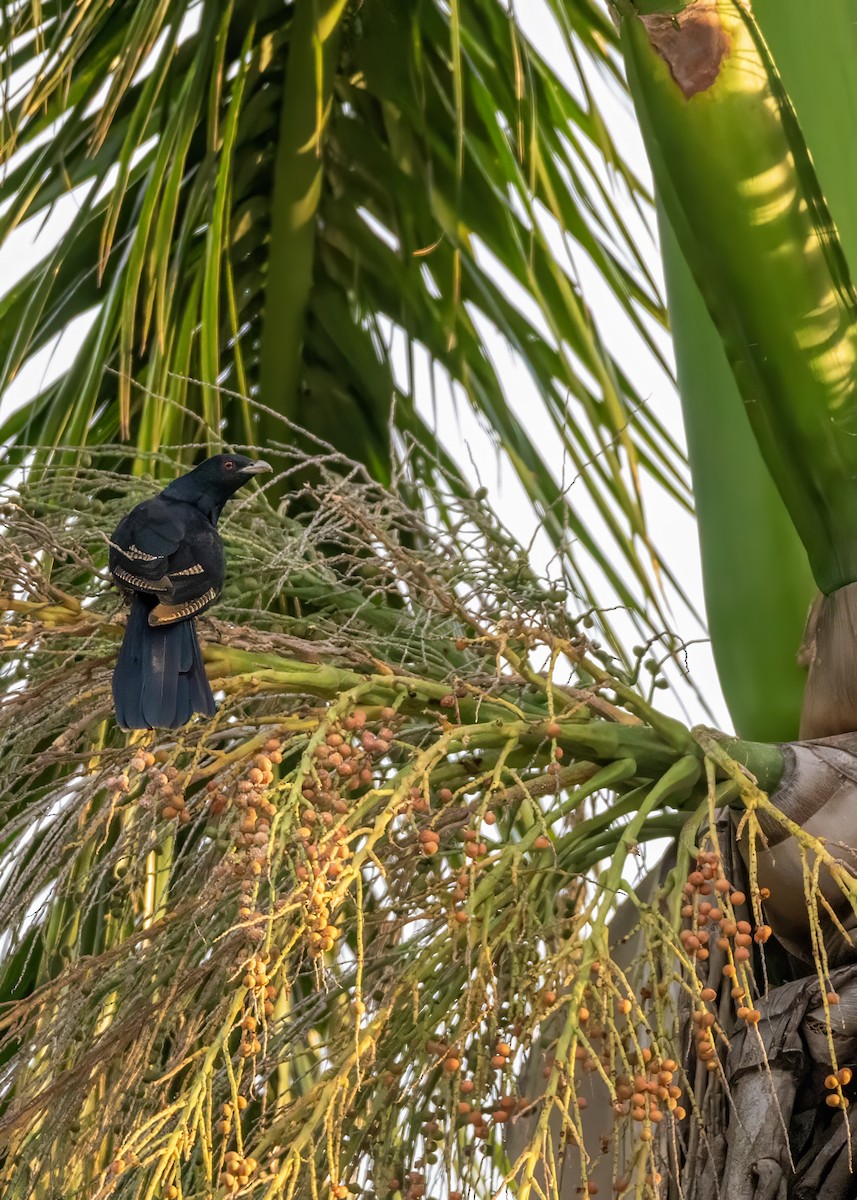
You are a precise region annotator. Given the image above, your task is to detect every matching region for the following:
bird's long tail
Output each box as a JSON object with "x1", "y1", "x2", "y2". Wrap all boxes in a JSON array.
[{"x1": 113, "y1": 596, "x2": 216, "y2": 730}]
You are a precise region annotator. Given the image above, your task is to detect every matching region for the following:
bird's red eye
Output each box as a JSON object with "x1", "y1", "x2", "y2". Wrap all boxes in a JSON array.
[{"x1": 224, "y1": 460, "x2": 234, "y2": 470}]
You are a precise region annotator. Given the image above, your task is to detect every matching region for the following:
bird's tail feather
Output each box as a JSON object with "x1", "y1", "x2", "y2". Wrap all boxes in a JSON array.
[{"x1": 113, "y1": 596, "x2": 215, "y2": 730}]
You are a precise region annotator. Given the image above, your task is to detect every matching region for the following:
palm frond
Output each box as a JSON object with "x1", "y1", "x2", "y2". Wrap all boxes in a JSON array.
[
  {"x1": 616, "y1": 0, "x2": 857, "y2": 737},
  {"x1": 0, "y1": 0, "x2": 692, "y2": 660}
]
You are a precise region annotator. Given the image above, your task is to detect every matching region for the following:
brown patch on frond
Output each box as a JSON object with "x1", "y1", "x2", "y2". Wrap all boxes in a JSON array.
[{"x1": 641, "y1": 0, "x2": 731, "y2": 98}]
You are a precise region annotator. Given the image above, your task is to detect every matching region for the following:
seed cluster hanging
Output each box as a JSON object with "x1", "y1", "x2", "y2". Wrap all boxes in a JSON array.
[{"x1": 0, "y1": 451, "x2": 849, "y2": 1200}]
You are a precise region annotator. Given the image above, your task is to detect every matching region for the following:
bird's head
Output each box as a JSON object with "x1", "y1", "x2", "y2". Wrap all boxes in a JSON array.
[
  {"x1": 190, "y1": 453, "x2": 273, "y2": 491},
  {"x1": 162, "y1": 453, "x2": 273, "y2": 518}
]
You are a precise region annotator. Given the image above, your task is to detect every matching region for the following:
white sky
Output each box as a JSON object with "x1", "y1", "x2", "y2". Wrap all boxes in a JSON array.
[{"x1": 0, "y1": 0, "x2": 730, "y2": 730}]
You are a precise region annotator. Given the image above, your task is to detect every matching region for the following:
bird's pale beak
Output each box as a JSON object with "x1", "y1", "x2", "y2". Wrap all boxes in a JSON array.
[{"x1": 240, "y1": 460, "x2": 273, "y2": 475}]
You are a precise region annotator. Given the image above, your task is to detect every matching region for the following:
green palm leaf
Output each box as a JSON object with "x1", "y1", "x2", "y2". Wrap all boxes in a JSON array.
[{"x1": 0, "y1": 0, "x2": 692, "y2": 659}]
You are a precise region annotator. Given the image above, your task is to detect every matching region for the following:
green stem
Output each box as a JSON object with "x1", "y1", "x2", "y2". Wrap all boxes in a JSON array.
[
  {"x1": 620, "y1": 0, "x2": 857, "y2": 593},
  {"x1": 717, "y1": 733, "x2": 785, "y2": 793}
]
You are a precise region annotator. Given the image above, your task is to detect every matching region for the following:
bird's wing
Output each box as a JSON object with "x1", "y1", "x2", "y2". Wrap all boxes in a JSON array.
[
  {"x1": 110, "y1": 497, "x2": 186, "y2": 591},
  {"x1": 110, "y1": 500, "x2": 224, "y2": 613},
  {"x1": 147, "y1": 523, "x2": 224, "y2": 625},
  {"x1": 148, "y1": 587, "x2": 220, "y2": 626}
]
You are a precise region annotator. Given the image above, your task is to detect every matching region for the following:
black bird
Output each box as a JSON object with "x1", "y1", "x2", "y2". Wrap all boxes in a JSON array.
[{"x1": 109, "y1": 454, "x2": 272, "y2": 729}]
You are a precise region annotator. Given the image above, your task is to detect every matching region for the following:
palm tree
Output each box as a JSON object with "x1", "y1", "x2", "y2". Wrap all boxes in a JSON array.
[
  {"x1": 0, "y1": 0, "x2": 688, "y2": 636},
  {"x1": 1, "y1": 0, "x2": 856, "y2": 1197}
]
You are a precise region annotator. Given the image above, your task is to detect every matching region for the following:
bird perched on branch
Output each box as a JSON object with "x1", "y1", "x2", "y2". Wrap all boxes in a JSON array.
[{"x1": 109, "y1": 454, "x2": 272, "y2": 729}]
